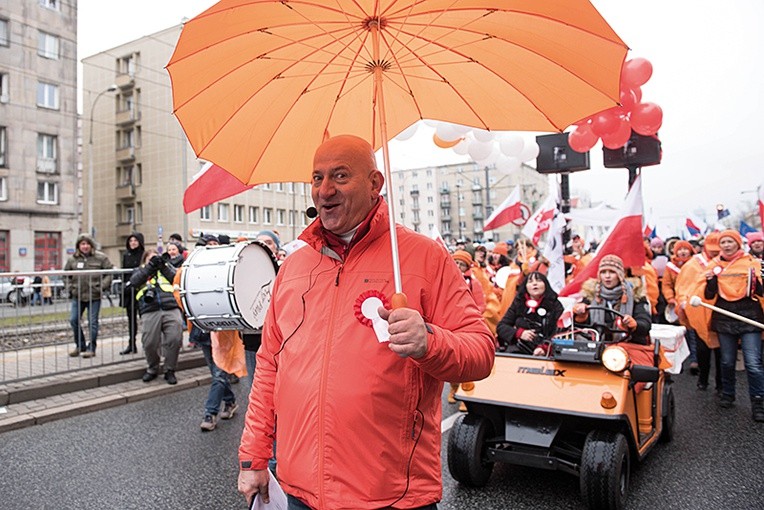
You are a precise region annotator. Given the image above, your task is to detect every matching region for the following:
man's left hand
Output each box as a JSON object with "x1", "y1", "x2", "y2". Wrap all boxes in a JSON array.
[{"x1": 378, "y1": 307, "x2": 428, "y2": 359}]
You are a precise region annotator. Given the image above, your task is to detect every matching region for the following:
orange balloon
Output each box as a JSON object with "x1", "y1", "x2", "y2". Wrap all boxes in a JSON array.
[{"x1": 433, "y1": 134, "x2": 462, "y2": 149}]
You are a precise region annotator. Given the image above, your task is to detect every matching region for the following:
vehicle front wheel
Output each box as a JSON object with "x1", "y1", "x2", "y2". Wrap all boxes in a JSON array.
[
  {"x1": 447, "y1": 413, "x2": 494, "y2": 487},
  {"x1": 7, "y1": 289, "x2": 25, "y2": 307},
  {"x1": 580, "y1": 430, "x2": 629, "y2": 510},
  {"x1": 660, "y1": 384, "x2": 676, "y2": 443}
]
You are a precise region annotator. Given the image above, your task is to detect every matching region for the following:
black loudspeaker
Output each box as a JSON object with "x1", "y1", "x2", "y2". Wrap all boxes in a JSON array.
[
  {"x1": 603, "y1": 130, "x2": 662, "y2": 168},
  {"x1": 535, "y1": 133, "x2": 590, "y2": 174}
]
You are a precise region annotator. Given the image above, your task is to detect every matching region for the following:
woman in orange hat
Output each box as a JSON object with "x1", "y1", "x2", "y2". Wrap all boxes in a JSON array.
[
  {"x1": 662, "y1": 241, "x2": 697, "y2": 370},
  {"x1": 703, "y1": 229, "x2": 764, "y2": 422}
]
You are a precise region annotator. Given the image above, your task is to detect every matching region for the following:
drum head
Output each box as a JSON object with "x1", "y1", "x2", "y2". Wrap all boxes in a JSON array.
[
  {"x1": 232, "y1": 241, "x2": 279, "y2": 329},
  {"x1": 495, "y1": 266, "x2": 511, "y2": 290}
]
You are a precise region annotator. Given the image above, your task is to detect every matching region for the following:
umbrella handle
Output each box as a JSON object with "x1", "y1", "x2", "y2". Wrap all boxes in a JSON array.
[{"x1": 391, "y1": 292, "x2": 408, "y2": 309}]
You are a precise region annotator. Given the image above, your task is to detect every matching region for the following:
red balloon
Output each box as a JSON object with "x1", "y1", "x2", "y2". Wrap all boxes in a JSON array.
[
  {"x1": 622, "y1": 58, "x2": 653, "y2": 87},
  {"x1": 619, "y1": 88, "x2": 637, "y2": 112},
  {"x1": 631, "y1": 102, "x2": 663, "y2": 136},
  {"x1": 590, "y1": 109, "x2": 620, "y2": 137},
  {"x1": 568, "y1": 124, "x2": 598, "y2": 153},
  {"x1": 601, "y1": 116, "x2": 632, "y2": 149},
  {"x1": 632, "y1": 86, "x2": 642, "y2": 104}
]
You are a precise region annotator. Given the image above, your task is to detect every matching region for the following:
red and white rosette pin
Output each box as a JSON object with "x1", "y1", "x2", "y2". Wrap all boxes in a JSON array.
[
  {"x1": 354, "y1": 290, "x2": 391, "y2": 343},
  {"x1": 712, "y1": 266, "x2": 722, "y2": 276}
]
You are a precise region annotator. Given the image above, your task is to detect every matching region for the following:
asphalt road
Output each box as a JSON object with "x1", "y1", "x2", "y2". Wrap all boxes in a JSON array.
[{"x1": 1, "y1": 366, "x2": 763, "y2": 510}]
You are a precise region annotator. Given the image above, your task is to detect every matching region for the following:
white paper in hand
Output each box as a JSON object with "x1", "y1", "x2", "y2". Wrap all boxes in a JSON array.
[{"x1": 249, "y1": 469, "x2": 287, "y2": 510}]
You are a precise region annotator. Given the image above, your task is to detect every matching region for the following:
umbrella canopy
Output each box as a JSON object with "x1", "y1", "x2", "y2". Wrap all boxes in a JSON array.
[{"x1": 167, "y1": 0, "x2": 628, "y2": 186}]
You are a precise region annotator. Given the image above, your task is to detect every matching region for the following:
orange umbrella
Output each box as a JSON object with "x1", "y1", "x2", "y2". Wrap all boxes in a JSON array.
[{"x1": 167, "y1": 0, "x2": 627, "y2": 297}]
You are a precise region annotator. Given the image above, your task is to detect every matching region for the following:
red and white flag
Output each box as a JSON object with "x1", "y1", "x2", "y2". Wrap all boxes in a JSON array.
[
  {"x1": 430, "y1": 226, "x2": 448, "y2": 251},
  {"x1": 560, "y1": 176, "x2": 646, "y2": 296},
  {"x1": 522, "y1": 194, "x2": 557, "y2": 245},
  {"x1": 758, "y1": 183, "x2": 764, "y2": 230},
  {"x1": 183, "y1": 162, "x2": 253, "y2": 214},
  {"x1": 483, "y1": 186, "x2": 529, "y2": 231}
]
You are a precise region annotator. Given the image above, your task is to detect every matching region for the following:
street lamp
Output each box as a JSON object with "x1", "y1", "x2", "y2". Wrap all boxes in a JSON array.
[{"x1": 87, "y1": 84, "x2": 117, "y2": 239}]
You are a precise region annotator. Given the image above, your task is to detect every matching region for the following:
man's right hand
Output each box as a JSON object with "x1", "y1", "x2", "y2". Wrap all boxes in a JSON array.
[{"x1": 238, "y1": 469, "x2": 270, "y2": 506}]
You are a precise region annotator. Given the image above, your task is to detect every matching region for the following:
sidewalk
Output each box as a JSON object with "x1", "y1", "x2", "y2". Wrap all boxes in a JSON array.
[{"x1": 0, "y1": 349, "x2": 209, "y2": 434}]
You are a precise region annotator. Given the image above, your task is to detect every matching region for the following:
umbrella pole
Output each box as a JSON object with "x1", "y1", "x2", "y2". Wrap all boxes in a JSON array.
[{"x1": 371, "y1": 23, "x2": 406, "y2": 308}]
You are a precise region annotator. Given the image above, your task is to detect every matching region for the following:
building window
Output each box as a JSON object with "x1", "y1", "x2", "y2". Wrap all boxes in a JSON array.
[
  {"x1": 289, "y1": 210, "x2": 295, "y2": 227},
  {"x1": 36, "y1": 181, "x2": 58, "y2": 204},
  {"x1": 36, "y1": 133, "x2": 57, "y2": 173},
  {"x1": 233, "y1": 204, "x2": 244, "y2": 223},
  {"x1": 0, "y1": 126, "x2": 6, "y2": 167},
  {"x1": 0, "y1": 176, "x2": 6, "y2": 201},
  {"x1": 263, "y1": 208, "x2": 273, "y2": 224},
  {"x1": 39, "y1": 0, "x2": 60, "y2": 10},
  {"x1": 118, "y1": 127, "x2": 138, "y2": 149},
  {"x1": 276, "y1": 209, "x2": 286, "y2": 225},
  {"x1": 218, "y1": 203, "x2": 229, "y2": 222},
  {"x1": 118, "y1": 164, "x2": 141, "y2": 187},
  {"x1": 0, "y1": 230, "x2": 8, "y2": 271},
  {"x1": 0, "y1": 19, "x2": 8, "y2": 47},
  {"x1": 248, "y1": 206, "x2": 258, "y2": 224},
  {"x1": 36, "y1": 82, "x2": 59, "y2": 109},
  {"x1": 37, "y1": 31, "x2": 59, "y2": 59},
  {"x1": 200, "y1": 205, "x2": 211, "y2": 221},
  {"x1": 117, "y1": 54, "x2": 137, "y2": 77},
  {"x1": 276, "y1": 183, "x2": 284, "y2": 192},
  {"x1": 0, "y1": 73, "x2": 8, "y2": 103}
]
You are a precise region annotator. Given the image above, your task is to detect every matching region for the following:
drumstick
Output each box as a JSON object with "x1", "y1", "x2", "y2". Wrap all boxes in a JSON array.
[{"x1": 689, "y1": 296, "x2": 764, "y2": 330}]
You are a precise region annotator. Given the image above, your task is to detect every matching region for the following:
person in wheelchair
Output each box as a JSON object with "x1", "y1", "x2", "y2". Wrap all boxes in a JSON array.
[
  {"x1": 497, "y1": 271, "x2": 564, "y2": 355},
  {"x1": 572, "y1": 254, "x2": 652, "y2": 345}
]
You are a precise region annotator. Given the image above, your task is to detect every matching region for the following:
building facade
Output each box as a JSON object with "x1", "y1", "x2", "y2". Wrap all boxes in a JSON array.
[
  {"x1": 83, "y1": 25, "x2": 313, "y2": 263},
  {"x1": 390, "y1": 161, "x2": 549, "y2": 243},
  {"x1": 0, "y1": 0, "x2": 79, "y2": 272}
]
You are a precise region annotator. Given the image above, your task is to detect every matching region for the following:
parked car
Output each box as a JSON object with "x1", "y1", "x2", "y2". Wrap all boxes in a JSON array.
[{"x1": 1, "y1": 276, "x2": 34, "y2": 306}]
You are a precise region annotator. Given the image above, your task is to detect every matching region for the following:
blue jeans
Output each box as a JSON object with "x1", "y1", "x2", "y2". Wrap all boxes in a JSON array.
[
  {"x1": 685, "y1": 328, "x2": 698, "y2": 364},
  {"x1": 193, "y1": 328, "x2": 236, "y2": 416},
  {"x1": 718, "y1": 331, "x2": 764, "y2": 399},
  {"x1": 70, "y1": 299, "x2": 101, "y2": 352},
  {"x1": 244, "y1": 349, "x2": 277, "y2": 472}
]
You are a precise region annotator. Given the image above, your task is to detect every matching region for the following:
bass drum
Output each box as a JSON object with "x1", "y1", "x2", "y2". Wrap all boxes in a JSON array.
[{"x1": 180, "y1": 240, "x2": 278, "y2": 331}]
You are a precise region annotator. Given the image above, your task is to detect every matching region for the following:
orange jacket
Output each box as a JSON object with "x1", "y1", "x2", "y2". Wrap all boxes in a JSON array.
[
  {"x1": 630, "y1": 263, "x2": 659, "y2": 315},
  {"x1": 238, "y1": 202, "x2": 495, "y2": 510},
  {"x1": 675, "y1": 254, "x2": 719, "y2": 348}
]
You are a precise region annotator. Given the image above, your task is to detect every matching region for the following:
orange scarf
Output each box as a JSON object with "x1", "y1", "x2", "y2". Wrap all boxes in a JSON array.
[{"x1": 708, "y1": 252, "x2": 761, "y2": 301}]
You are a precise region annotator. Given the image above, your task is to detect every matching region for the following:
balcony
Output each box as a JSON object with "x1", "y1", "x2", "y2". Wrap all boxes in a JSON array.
[
  {"x1": 116, "y1": 146, "x2": 136, "y2": 162},
  {"x1": 440, "y1": 200, "x2": 451, "y2": 208},
  {"x1": 473, "y1": 211, "x2": 484, "y2": 220},
  {"x1": 115, "y1": 72, "x2": 135, "y2": 90},
  {"x1": 115, "y1": 184, "x2": 135, "y2": 201},
  {"x1": 116, "y1": 108, "x2": 140, "y2": 125},
  {"x1": 409, "y1": 189, "x2": 419, "y2": 196},
  {"x1": 116, "y1": 222, "x2": 134, "y2": 237},
  {"x1": 36, "y1": 158, "x2": 57, "y2": 174},
  {"x1": 439, "y1": 186, "x2": 450, "y2": 194}
]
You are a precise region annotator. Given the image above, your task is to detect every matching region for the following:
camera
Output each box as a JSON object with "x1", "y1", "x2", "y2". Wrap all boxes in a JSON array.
[{"x1": 143, "y1": 287, "x2": 156, "y2": 303}]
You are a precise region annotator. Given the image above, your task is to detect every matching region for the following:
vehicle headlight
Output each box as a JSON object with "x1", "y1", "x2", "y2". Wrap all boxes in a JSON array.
[{"x1": 601, "y1": 345, "x2": 629, "y2": 372}]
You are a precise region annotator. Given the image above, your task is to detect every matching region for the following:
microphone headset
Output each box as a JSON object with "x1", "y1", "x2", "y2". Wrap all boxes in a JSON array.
[{"x1": 305, "y1": 206, "x2": 318, "y2": 219}]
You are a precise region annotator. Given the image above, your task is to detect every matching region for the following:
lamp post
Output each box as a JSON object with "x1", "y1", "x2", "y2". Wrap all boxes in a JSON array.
[{"x1": 87, "y1": 84, "x2": 117, "y2": 239}]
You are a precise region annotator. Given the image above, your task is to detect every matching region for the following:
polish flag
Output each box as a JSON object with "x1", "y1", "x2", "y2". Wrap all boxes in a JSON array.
[
  {"x1": 483, "y1": 186, "x2": 529, "y2": 231},
  {"x1": 758, "y1": 183, "x2": 764, "y2": 230},
  {"x1": 183, "y1": 162, "x2": 253, "y2": 214},
  {"x1": 560, "y1": 176, "x2": 646, "y2": 296},
  {"x1": 522, "y1": 194, "x2": 557, "y2": 245},
  {"x1": 430, "y1": 226, "x2": 448, "y2": 251}
]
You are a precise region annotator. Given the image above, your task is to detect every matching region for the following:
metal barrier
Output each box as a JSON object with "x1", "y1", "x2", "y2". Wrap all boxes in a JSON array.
[{"x1": 0, "y1": 268, "x2": 190, "y2": 383}]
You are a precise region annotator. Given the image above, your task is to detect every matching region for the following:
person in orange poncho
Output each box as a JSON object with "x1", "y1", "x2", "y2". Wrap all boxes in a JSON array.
[
  {"x1": 676, "y1": 233, "x2": 721, "y2": 390},
  {"x1": 702, "y1": 229, "x2": 764, "y2": 422},
  {"x1": 662, "y1": 240, "x2": 697, "y2": 370}
]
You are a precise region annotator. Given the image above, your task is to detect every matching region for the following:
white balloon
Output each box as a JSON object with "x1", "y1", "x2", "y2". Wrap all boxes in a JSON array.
[
  {"x1": 473, "y1": 128, "x2": 495, "y2": 143},
  {"x1": 468, "y1": 140, "x2": 494, "y2": 161},
  {"x1": 499, "y1": 134, "x2": 524, "y2": 157},
  {"x1": 422, "y1": 119, "x2": 438, "y2": 127},
  {"x1": 395, "y1": 123, "x2": 419, "y2": 141},
  {"x1": 518, "y1": 140, "x2": 540, "y2": 162},
  {"x1": 476, "y1": 145, "x2": 501, "y2": 166},
  {"x1": 435, "y1": 123, "x2": 460, "y2": 142},
  {"x1": 451, "y1": 124, "x2": 472, "y2": 136},
  {"x1": 452, "y1": 138, "x2": 470, "y2": 155},
  {"x1": 497, "y1": 155, "x2": 522, "y2": 173}
]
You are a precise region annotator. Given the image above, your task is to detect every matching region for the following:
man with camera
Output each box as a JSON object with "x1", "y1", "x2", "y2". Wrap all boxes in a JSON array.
[{"x1": 129, "y1": 248, "x2": 183, "y2": 385}]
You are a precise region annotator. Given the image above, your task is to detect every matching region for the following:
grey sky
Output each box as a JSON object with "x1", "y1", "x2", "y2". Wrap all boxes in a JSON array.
[{"x1": 77, "y1": 0, "x2": 763, "y2": 234}]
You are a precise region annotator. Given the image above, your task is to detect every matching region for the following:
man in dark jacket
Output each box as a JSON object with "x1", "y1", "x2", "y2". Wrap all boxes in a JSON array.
[
  {"x1": 130, "y1": 249, "x2": 182, "y2": 385},
  {"x1": 64, "y1": 234, "x2": 113, "y2": 357},
  {"x1": 120, "y1": 232, "x2": 144, "y2": 355}
]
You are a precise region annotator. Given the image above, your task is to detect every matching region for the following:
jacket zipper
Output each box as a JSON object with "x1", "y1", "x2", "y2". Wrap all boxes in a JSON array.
[{"x1": 317, "y1": 276, "x2": 341, "y2": 509}]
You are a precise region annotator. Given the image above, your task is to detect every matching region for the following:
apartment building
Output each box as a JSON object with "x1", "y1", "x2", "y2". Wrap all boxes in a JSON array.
[
  {"x1": 391, "y1": 161, "x2": 549, "y2": 243},
  {"x1": 83, "y1": 25, "x2": 312, "y2": 263},
  {"x1": 0, "y1": 0, "x2": 79, "y2": 271}
]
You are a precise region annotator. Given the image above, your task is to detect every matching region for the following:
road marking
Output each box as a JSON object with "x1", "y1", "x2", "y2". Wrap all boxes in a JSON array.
[{"x1": 441, "y1": 412, "x2": 461, "y2": 433}]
